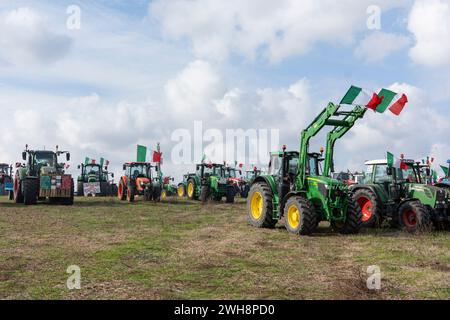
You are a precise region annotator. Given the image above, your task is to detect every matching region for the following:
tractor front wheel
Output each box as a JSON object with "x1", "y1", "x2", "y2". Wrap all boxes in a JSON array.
[
  {"x1": 118, "y1": 181, "x2": 126, "y2": 201},
  {"x1": 247, "y1": 182, "x2": 277, "y2": 228},
  {"x1": 177, "y1": 184, "x2": 186, "y2": 198},
  {"x1": 127, "y1": 186, "x2": 135, "y2": 202},
  {"x1": 77, "y1": 181, "x2": 84, "y2": 197},
  {"x1": 62, "y1": 179, "x2": 75, "y2": 206},
  {"x1": 187, "y1": 180, "x2": 197, "y2": 200},
  {"x1": 331, "y1": 198, "x2": 362, "y2": 234},
  {"x1": 23, "y1": 179, "x2": 38, "y2": 206},
  {"x1": 283, "y1": 196, "x2": 317, "y2": 236},
  {"x1": 354, "y1": 188, "x2": 382, "y2": 228},
  {"x1": 226, "y1": 186, "x2": 235, "y2": 203},
  {"x1": 152, "y1": 186, "x2": 162, "y2": 202},
  {"x1": 398, "y1": 201, "x2": 431, "y2": 233},
  {"x1": 200, "y1": 185, "x2": 211, "y2": 203}
]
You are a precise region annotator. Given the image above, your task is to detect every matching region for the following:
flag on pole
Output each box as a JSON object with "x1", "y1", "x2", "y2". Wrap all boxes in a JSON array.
[
  {"x1": 387, "y1": 151, "x2": 408, "y2": 170},
  {"x1": 441, "y1": 165, "x2": 449, "y2": 177},
  {"x1": 137, "y1": 145, "x2": 147, "y2": 162},
  {"x1": 84, "y1": 157, "x2": 90, "y2": 165},
  {"x1": 153, "y1": 151, "x2": 162, "y2": 163}
]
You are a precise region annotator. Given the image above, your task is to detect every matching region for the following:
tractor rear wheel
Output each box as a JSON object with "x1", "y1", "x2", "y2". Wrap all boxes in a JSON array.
[
  {"x1": 354, "y1": 188, "x2": 382, "y2": 228},
  {"x1": 398, "y1": 201, "x2": 431, "y2": 233},
  {"x1": 177, "y1": 184, "x2": 185, "y2": 197},
  {"x1": 331, "y1": 198, "x2": 362, "y2": 234},
  {"x1": 13, "y1": 178, "x2": 24, "y2": 204},
  {"x1": 77, "y1": 181, "x2": 84, "y2": 197},
  {"x1": 283, "y1": 196, "x2": 317, "y2": 236},
  {"x1": 200, "y1": 185, "x2": 211, "y2": 203},
  {"x1": 247, "y1": 182, "x2": 277, "y2": 228},
  {"x1": 118, "y1": 181, "x2": 126, "y2": 201},
  {"x1": 187, "y1": 180, "x2": 197, "y2": 200},
  {"x1": 226, "y1": 186, "x2": 235, "y2": 203},
  {"x1": 8, "y1": 190, "x2": 13, "y2": 200},
  {"x1": 62, "y1": 179, "x2": 74, "y2": 206},
  {"x1": 23, "y1": 179, "x2": 38, "y2": 205},
  {"x1": 152, "y1": 186, "x2": 162, "y2": 202},
  {"x1": 127, "y1": 186, "x2": 135, "y2": 202}
]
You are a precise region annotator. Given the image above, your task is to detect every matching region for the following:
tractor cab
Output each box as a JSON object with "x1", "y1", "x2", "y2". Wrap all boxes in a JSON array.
[
  {"x1": 197, "y1": 163, "x2": 225, "y2": 181},
  {"x1": 22, "y1": 149, "x2": 70, "y2": 176},
  {"x1": 124, "y1": 162, "x2": 155, "y2": 180},
  {"x1": 0, "y1": 163, "x2": 12, "y2": 179}
]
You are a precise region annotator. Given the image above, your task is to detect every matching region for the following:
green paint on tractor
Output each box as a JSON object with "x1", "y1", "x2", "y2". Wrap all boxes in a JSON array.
[{"x1": 247, "y1": 102, "x2": 366, "y2": 236}]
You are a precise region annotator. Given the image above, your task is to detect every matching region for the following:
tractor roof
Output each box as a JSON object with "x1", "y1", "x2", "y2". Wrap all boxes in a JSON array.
[
  {"x1": 0, "y1": 163, "x2": 9, "y2": 167},
  {"x1": 124, "y1": 162, "x2": 153, "y2": 166},
  {"x1": 364, "y1": 159, "x2": 387, "y2": 166}
]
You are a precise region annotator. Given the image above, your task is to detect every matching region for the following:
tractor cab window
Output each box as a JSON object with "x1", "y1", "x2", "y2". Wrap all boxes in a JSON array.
[
  {"x1": 34, "y1": 152, "x2": 56, "y2": 167},
  {"x1": 307, "y1": 156, "x2": 319, "y2": 176},
  {"x1": 226, "y1": 169, "x2": 237, "y2": 178},
  {"x1": 202, "y1": 165, "x2": 214, "y2": 177},
  {"x1": 268, "y1": 155, "x2": 280, "y2": 176},
  {"x1": 130, "y1": 164, "x2": 151, "y2": 179},
  {"x1": 85, "y1": 165, "x2": 100, "y2": 175},
  {"x1": 0, "y1": 166, "x2": 8, "y2": 174},
  {"x1": 246, "y1": 171, "x2": 255, "y2": 180},
  {"x1": 373, "y1": 165, "x2": 392, "y2": 183}
]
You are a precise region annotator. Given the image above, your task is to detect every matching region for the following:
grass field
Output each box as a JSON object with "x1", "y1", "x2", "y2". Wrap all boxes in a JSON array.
[{"x1": 0, "y1": 195, "x2": 449, "y2": 300}]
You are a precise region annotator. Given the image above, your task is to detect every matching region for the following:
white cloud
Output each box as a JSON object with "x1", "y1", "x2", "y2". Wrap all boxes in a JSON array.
[
  {"x1": 408, "y1": 0, "x2": 450, "y2": 67},
  {"x1": 0, "y1": 7, "x2": 72, "y2": 65},
  {"x1": 150, "y1": 0, "x2": 406, "y2": 63},
  {"x1": 355, "y1": 31, "x2": 411, "y2": 62}
]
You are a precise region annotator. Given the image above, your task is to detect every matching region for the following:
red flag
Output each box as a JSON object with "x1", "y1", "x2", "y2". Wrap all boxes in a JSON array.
[
  {"x1": 92, "y1": 159, "x2": 96, "y2": 164},
  {"x1": 239, "y1": 163, "x2": 243, "y2": 168},
  {"x1": 389, "y1": 94, "x2": 408, "y2": 116},
  {"x1": 153, "y1": 151, "x2": 162, "y2": 163}
]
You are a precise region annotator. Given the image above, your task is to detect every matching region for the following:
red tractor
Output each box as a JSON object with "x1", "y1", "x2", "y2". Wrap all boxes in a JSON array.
[{"x1": 118, "y1": 162, "x2": 162, "y2": 202}]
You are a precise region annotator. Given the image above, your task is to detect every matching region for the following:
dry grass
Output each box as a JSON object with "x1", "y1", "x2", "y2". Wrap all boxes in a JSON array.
[{"x1": 0, "y1": 196, "x2": 449, "y2": 300}]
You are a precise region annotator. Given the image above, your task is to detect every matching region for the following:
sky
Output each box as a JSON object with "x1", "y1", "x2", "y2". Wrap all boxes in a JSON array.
[{"x1": 0, "y1": 0, "x2": 449, "y2": 181}]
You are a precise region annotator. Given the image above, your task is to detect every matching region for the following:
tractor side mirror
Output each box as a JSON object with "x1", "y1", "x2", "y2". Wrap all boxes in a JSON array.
[
  {"x1": 111, "y1": 173, "x2": 115, "y2": 178},
  {"x1": 123, "y1": 164, "x2": 126, "y2": 171},
  {"x1": 386, "y1": 167, "x2": 393, "y2": 176},
  {"x1": 15, "y1": 162, "x2": 21, "y2": 168},
  {"x1": 77, "y1": 165, "x2": 81, "y2": 170},
  {"x1": 155, "y1": 167, "x2": 159, "y2": 172},
  {"x1": 66, "y1": 153, "x2": 71, "y2": 161},
  {"x1": 22, "y1": 152, "x2": 26, "y2": 161}
]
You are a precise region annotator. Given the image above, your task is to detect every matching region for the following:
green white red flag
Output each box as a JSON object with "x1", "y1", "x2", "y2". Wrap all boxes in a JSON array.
[
  {"x1": 341, "y1": 86, "x2": 408, "y2": 116},
  {"x1": 387, "y1": 151, "x2": 409, "y2": 170}
]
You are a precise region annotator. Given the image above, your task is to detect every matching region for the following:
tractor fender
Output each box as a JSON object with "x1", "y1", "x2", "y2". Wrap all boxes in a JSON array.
[
  {"x1": 252, "y1": 176, "x2": 277, "y2": 196},
  {"x1": 350, "y1": 184, "x2": 385, "y2": 202}
]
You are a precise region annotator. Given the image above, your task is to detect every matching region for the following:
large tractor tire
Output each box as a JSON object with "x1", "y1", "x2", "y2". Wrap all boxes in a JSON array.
[
  {"x1": 23, "y1": 179, "x2": 38, "y2": 206},
  {"x1": 247, "y1": 182, "x2": 277, "y2": 228},
  {"x1": 118, "y1": 181, "x2": 127, "y2": 201},
  {"x1": 331, "y1": 198, "x2": 362, "y2": 235},
  {"x1": 13, "y1": 178, "x2": 24, "y2": 204},
  {"x1": 77, "y1": 181, "x2": 84, "y2": 197},
  {"x1": 398, "y1": 200, "x2": 431, "y2": 233},
  {"x1": 62, "y1": 179, "x2": 75, "y2": 206},
  {"x1": 187, "y1": 180, "x2": 197, "y2": 200},
  {"x1": 177, "y1": 184, "x2": 186, "y2": 198},
  {"x1": 354, "y1": 188, "x2": 382, "y2": 228},
  {"x1": 152, "y1": 186, "x2": 162, "y2": 202},
  {"x1": 225, "y1": 186, "x2": 235, "y2": 203},
  {"x1": 283, "y1": 195, "x2": 317, "y2": 236},
  {"x1": 8, "y1": 190, "x2": 14, "y2": 200},
  {"x1": 161, "y1": 190, "x2": 167, "y2": 200},
  {"x1": 200, "y1": 185, "x2": 211, "y2": 203},
  {"x1": 126, "y1": 185, "x2": 135, "y2": 202}
]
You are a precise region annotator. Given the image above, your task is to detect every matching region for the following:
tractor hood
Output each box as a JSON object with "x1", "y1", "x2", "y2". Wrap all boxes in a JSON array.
[
  {"x1": 407, "y1": 184, "x2": 449, "y2": 204},
  {"x1": 306, "y1": 176, "x2": 347, "y2": 190}
]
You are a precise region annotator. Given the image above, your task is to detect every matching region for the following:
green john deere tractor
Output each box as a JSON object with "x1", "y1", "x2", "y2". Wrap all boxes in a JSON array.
[
  {"x1": 247, "y1": 103, "x2": 365, "y2": 235},
  {"x1": 77, "y1": 159, "x2": 116, "y2": 197},
  {"x1": 161, "y1": 176, "x2": 176, "y2": 200},
  {"x1": 352, "y1": 157, "x2": 450, "y2": 232},
  {"x1": 12, "y1": 145, "x2": 74, "y2": 205}
]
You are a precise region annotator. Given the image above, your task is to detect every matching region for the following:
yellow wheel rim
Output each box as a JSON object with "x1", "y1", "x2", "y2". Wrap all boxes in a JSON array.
[
  {"x1": 287, "y1": 205, "x2": 300, "y2": 229},
  {"x1": 178, "y1": 186, "x2": 184, "y2": 197},
  {"x1": 188, "y1": 182, "x2": 194, "y2": 198},
  {"x1": 161, "y1": 191, "x2": 167, "y2": 199},
  {"x1": 250, "y1": 191, "x2": 263, "y2": 220}
]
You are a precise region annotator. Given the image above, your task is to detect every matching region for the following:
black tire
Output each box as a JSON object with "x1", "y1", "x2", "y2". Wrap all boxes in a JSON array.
[
  {"x1": 127, "y1": 185, "x2": 135, "y2": 202},
  {"x1": 23, "y1": 179, "x2": 38, "y2": 205},
  {"x1": 398, "y1": 200, "x2": 431, "y2": 233},
  {"x1": 152, "y1": 186, "x2": 162, "y2": 202},
  {"x1": 200, "y1": 185, "x2": 210, "y2": 203},
  {"x1": 283, "y1": 195, "x2": 317, "y2": 236},
  {"x1": 187, "y1": 180, "x2": 197, "y2": 200},
  {"x1": 247, "y1": 182, "x2": 277, "y2": 228},
  {"x1": 118, "y1": 180, "x2": 127, "y2": 201},
  {"x1": 353, "y1": 188, "x2": 382, "y2": 228},
  {"x1": 77, "y1": 181, "x2": 84, "y2": 197},
  {"x1": 8, "y1": 190, "x2": 13, "y2": 200},
  {"x1": 331, "y1": 197, "x2": 362, "y2": 234},
  {"x1": 226, "y1": 186, "x2": 235, "y2": 203}
]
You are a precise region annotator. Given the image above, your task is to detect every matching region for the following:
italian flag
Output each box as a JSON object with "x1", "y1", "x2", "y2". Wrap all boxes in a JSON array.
[
  {"x1": 387, "y1": 151, "x2": 409, "y2": 170},
  {"x1": 441, "y1": 165, "x2": 449, "y2": 177},
  {"x1": 376, "y1": 88, "x2": 408, "y2": 115},
  {"x1": 340, "y1": 86, "x2": 383, "y2": 111}
]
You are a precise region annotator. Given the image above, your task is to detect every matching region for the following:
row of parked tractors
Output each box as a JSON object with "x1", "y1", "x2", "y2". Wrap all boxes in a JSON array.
[{"x1": 1, "y1": 93, "x2": 450, "y2": 236}]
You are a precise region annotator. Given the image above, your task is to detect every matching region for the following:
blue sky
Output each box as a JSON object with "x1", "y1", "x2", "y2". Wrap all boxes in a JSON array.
[{"x1": 0, "y1": 0, "x2": 449, "y2": 179}]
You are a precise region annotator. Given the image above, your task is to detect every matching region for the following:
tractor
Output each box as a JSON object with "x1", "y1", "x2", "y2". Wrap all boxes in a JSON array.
[
  {"x1": 118, "y1": 162, "x2": 162, "y2": 202},
  {"x1": 77, "y1": 159, "x2": 117, "y2": 196},
  {"x1": 225, "y1": 166, "x2": 248, "y2": 198},
  {"x1": 352, "y1": 157, "x2": 450, "y2": 232},
  {"x1": 247, "y1": 103, "x2": 365, "y2": 236},
  {"x1": 161, "y1": 176, "x2": 177, "y2": 199},
  {"x1": 12, "y1": 145, "x2": 74, "y2": 205},
  {"x1": 177, "y1": 174, "x2": 194, "y2": 198},
  {"x1": 0, "y1": 163, "x2": 13, "y2": 199}
]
